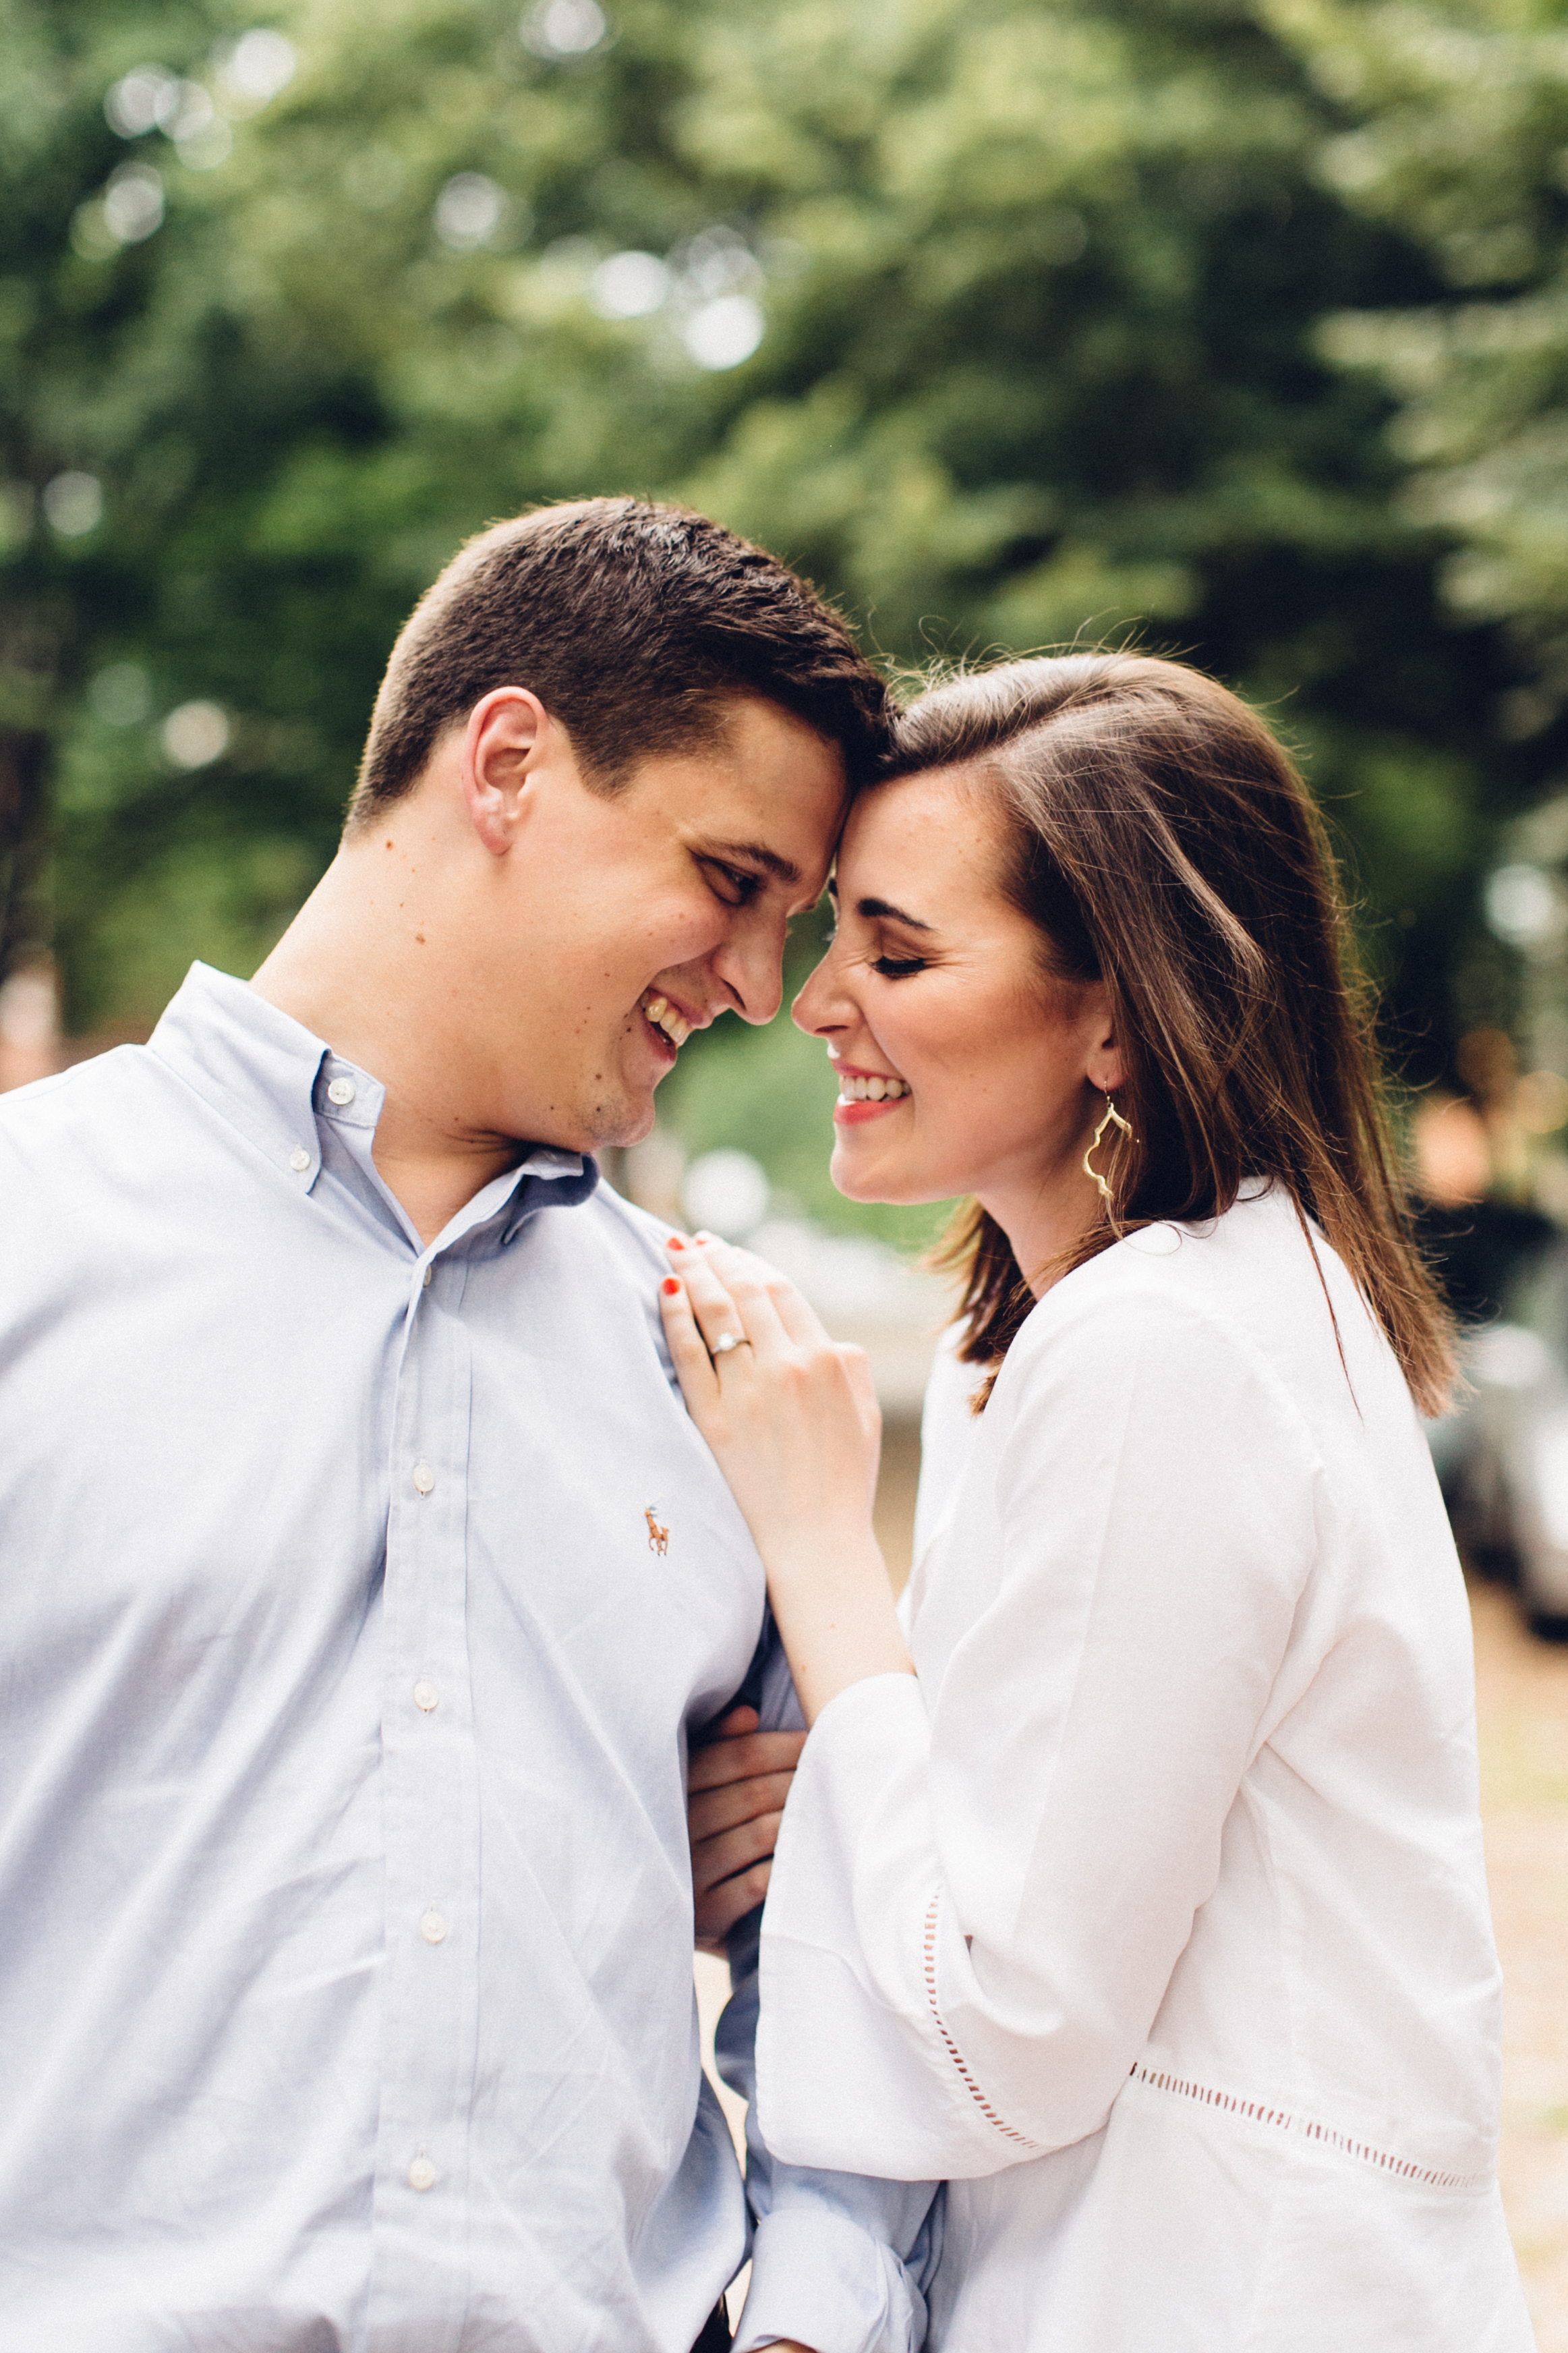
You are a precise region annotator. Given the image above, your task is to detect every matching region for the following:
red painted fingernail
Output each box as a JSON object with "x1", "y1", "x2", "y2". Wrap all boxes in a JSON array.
[
  {"x1": 662, "y1": 1277, "x2": 681, "y2": 1295},
  {"x1": 668, "y1": 1235, "x2": 687, "y2": 1250}
]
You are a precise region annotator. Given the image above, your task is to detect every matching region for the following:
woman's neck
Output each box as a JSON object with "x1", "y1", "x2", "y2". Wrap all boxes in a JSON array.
[{"x1": 979, "y1": 1154, "x2": 1110, "y2": 1299}]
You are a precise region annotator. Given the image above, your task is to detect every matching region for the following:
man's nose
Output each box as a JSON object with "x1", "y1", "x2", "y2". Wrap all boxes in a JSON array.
[{"x1": 714, "y1": 916, "x2": 786, "y2": 1027}]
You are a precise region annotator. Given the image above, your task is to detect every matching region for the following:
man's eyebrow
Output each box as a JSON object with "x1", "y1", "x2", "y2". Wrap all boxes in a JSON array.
[
  {"x1": 699, "y1": 837, "x2": 801, "y2": 886},
  {"x1": 856, "y1": 895, "x2": 933, "y2": 932}
]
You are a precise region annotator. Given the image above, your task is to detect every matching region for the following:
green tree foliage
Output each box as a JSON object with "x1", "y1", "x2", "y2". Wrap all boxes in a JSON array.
[
  {"x1": 1265, "y1": 0, "x2": 1568, "y2": 732},
  {"x1": 0, "y1": 0, "x2": 1549, "y2": 1141}
]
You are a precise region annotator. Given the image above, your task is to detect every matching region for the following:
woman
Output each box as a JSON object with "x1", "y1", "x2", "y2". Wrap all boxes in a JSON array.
[{"x1": 664, "y1": 656, "x2": 1533, "y2": 2349}]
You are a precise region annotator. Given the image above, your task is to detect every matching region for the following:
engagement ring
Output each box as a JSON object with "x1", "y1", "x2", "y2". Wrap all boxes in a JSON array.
[{"x1": 712, "y1": 1333, "x2": 751, "y2": 1355}]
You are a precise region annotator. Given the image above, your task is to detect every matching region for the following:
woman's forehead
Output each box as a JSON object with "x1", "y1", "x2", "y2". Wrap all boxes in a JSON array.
[{"x1": 839, "y1": 765, "x2": 1001, "y2": 900}]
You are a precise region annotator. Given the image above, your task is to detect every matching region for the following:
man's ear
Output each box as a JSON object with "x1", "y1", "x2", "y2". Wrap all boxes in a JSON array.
[
  {"x1": 463, "y1": 687, "x2": 550, "y2": 857},
  {"x1": 1082, "y1": 982, "x2": 1126, "y2": 1098}
]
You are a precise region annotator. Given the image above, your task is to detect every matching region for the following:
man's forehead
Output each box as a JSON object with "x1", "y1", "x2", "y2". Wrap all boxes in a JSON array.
[{"x1": 688, "y1": 758, "x2": 847, "y2": 864}]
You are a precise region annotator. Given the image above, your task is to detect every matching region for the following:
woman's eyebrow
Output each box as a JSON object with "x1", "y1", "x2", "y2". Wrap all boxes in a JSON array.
[{"x1": 856, "y1": 895, "x2": 933, "y2": 932}]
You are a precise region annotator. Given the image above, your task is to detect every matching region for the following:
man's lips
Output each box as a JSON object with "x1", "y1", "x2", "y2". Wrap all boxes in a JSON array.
[{"x1": 639, "y1": 987, "x2": 699, "y2": 1060}]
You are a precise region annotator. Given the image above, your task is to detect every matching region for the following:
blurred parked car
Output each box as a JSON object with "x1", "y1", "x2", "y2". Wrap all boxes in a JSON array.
[{"x1": 1431, "y1": 1239, "x2": 1568, "y2": 1635}]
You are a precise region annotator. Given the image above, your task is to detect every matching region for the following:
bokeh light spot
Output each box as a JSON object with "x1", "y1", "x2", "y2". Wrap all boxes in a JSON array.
[
  {"x1": 216, "y1": 30, "x2": 299, "y2": 112},
  {"x1": 164, "y1": 82, "x2": 215, "y2": 141},
  {"x1": 1486, "y1": 862, "x2": 1561, "y2": 947},
  {"x1": 589, "y1": 250, "x2": 669, "y2": 318},
  {"x1": 89, "y1": 664, "x2": 152, "y2": 725},
  {"x1": 682, "y1": 1149, "x2": 770, "y2": 1239},
  {"x1": 105, "y1": 65, "x2": 180, "y2": 138},
  {"x1": 521, "y1": 0, "x2": 609, "y2": 60},
  {"x1": 434, "y1": 173, "x2": 506, "y2": 250},
  {"x1": 161, "y1": 702, "x2": 231, "y2": 768},
  {"x1": 101, "y1": 164, "x2": 165, "y2": 245},
  {"x1": 681, "y1": 295, "x2": 765, "y2": 371},
  {"x1": 43, "y1": 474, "x2": 104, "y2": 536}
]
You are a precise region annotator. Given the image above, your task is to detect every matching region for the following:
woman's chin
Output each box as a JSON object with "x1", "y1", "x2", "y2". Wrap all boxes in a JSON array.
[{"x1": 830, "y1": 1140, "x2": 929, "y2": 1207}]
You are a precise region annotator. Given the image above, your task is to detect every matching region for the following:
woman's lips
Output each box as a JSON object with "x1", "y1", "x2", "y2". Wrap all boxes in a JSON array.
[
  {"x1": 830, "y1": 1059, "x2": 910, "y2": 1123},
  {"x1": 834, "y1": 1096, "x2": 906, "y2": 1126},
  {"x1": 833, "y1": 1090, "x2": 910, "y2": 1127}
]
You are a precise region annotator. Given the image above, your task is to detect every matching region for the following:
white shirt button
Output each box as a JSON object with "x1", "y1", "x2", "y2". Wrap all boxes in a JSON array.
[
  {"x1": 326, "y1": 1077, "x2": 356, "y2": 1107},
  {"x1": 413, "y1": 1680, "x2": 439, "y2": 1712},
  {"x1": 408, "y1": 2155, "x2": 437, "y2": 2192},
  {"x1": 420, "y1": 1909, "x2": 448, "y2": 1945},
  {"x1": 422, "y1": 1266, "x2": 433, "y2": 1288},
  {"x1": 288, "y1": 1147, "x2": 311, "y2": 1173},
  {"x1": 413, "y1": 1462, "x2": 435, "y2": 1495}
]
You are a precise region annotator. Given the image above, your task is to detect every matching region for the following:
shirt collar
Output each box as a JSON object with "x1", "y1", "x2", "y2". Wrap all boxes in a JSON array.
[{"x1": 148, "y1": 961, "x2": 598, "y2": 1231}]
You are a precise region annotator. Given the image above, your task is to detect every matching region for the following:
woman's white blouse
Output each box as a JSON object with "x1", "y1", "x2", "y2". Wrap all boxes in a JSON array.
[{"x1": 757, "y1": 1187, "x2": 1534, "y2": 2350}]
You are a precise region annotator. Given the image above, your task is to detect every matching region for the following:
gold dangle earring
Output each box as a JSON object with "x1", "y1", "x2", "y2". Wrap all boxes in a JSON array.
[{"x1": 1082, "y1": 1093, "x2": 1135, "y2": 1209}]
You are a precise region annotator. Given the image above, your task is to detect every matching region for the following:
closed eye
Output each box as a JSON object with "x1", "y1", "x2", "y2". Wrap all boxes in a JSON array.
[
  {"x1": 872, "y1": 955, "x2": 927, "y2": 977},
  {"x1": 699, "y1": 857, "x2": 763, "y2": 909}
]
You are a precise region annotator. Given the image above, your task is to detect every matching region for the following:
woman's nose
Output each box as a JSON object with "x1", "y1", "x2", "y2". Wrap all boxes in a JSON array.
[{"x1": 792, "y1": 955, "x2": 841, "y2": 1037}]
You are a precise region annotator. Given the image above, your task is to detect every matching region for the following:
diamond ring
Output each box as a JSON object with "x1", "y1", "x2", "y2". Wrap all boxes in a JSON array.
[{"x1": 713, "y1": 1332, "x2": 751, "y2": 1355}]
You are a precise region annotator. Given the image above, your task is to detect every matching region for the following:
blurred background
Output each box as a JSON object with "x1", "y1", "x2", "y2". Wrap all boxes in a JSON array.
[{"x1": 7, "y1": 0, "x2": 1568, "y2": 2332}]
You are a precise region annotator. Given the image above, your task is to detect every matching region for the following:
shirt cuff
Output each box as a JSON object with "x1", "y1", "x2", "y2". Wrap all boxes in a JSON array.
[{"x1": 731, "y1": 2199, "x2": 927, "y2": 2353}]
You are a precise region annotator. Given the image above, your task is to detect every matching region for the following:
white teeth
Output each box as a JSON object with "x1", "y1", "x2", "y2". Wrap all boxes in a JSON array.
[
  {"x1": 640, "y1": 990, "x2": 690, "y2": 1049},
  {"x1": 838, "y1": 1074, "x2": 909, "y2": 1103}
]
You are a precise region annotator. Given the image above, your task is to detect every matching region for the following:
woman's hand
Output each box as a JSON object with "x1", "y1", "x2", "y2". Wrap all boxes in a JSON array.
[
  {"x1": 663, "y1": 1235, "x2": 882, "y2": 1543},
  {"x1": 660, "y1": 1236, "x2": 913, "y2": 1725},
  {"x1": 689, "y1": 1705, "x2": 806, "y2": 1952}
]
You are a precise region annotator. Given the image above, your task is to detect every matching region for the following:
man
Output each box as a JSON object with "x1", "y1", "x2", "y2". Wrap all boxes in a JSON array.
[{"x1": 0, "y1": 501, "x2": 936, "y2": 2351}]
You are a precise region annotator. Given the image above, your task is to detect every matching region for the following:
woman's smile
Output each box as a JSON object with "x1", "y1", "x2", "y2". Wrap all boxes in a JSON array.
[{"x1": 830, "y1": 1054, "x2": 912, "y2": 1120}]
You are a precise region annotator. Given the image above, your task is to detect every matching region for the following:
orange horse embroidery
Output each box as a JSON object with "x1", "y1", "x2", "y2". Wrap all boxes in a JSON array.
[{"x1": 644, "y1": 1506, "x2": 669, "y2": 1558}]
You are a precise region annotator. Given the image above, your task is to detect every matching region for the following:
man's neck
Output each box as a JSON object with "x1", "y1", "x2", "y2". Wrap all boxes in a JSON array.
[{"x1": 250, "y1": 853, "x2": 529, "y2": 1249}]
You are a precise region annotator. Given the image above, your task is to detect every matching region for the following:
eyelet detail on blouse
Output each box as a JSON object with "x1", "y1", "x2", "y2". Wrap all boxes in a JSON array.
[
  {"x1": 1128, "y1": 2064, "x2": 1492, "y2": 2190},
  {"x1": 923, "y1": 1892, "x2": 1042, "y2": 2150}
]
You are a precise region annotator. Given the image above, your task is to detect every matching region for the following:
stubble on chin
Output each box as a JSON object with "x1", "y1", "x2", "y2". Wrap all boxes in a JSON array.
[{"x1": 577, "y1": 1073, "x2": 658, "y2": 1156}]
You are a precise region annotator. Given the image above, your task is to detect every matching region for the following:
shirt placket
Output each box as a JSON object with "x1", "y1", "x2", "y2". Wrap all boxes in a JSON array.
[{"x1": 367, "y1": 1248, "x2": 482, "y2": 2352}]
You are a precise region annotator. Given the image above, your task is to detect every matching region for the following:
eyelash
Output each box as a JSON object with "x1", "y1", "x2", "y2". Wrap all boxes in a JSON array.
[
  {"x1": 872, "y1": 956, "x2": 927, "y2": 978},
  {"x1": 702, "y1": 860, "x2": 762, "y2": 909}
]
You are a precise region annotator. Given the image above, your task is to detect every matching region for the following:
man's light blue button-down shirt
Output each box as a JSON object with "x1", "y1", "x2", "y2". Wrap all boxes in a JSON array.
[{"x1": 0, "y1": 963, "x2": 935, "y2": 2353}]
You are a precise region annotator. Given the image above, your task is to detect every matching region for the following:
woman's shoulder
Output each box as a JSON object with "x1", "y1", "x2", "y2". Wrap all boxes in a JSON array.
[{"x1": 997, "y1": 1183, "x2": 1355, "y2": 1439}]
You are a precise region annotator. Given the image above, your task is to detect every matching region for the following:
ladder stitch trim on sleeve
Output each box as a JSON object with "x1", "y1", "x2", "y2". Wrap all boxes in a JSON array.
[{"x1": 922, "y1": 1890, "x2": 1042, "y2": 2150}]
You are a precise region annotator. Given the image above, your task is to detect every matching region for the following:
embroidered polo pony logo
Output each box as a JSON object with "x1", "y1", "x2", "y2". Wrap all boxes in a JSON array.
[{"x1": 644, "y1": 1505, "x2": 669, "y2": 1558}]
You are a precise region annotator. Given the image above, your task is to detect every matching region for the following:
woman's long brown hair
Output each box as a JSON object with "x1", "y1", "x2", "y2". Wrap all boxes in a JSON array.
[{"x1": 890, "y1": 654, "x2": 1456, "y2": 1416}]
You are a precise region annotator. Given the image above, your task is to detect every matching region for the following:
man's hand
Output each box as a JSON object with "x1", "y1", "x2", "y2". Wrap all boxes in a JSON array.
[{"x1": 689, "y1": 1704, "x2": 807, "y2": 1953}]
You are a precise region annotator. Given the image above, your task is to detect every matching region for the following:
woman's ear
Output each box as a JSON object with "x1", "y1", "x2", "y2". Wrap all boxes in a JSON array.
[{"x1": 1082, "y1": 984, "x2": 1126, "y2": 1097}]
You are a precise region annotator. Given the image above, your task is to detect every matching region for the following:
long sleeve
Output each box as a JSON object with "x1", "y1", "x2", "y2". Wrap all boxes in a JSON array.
[
  {"x1": 755, "y1": 1282, "x2": 1320, "y2": 2181},
  {"x1": 719, "y1": 1630, "x2": 941, "y2": 2353}
]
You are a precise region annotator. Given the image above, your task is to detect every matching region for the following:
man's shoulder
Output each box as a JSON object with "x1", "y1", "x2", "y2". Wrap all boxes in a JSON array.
[
  {"x1": 575, "y1": 1178, "x2": 678, "y2": 1278},
  {"x1": 0, "y1": 1042, "x2": 162, "y2": 1160}
]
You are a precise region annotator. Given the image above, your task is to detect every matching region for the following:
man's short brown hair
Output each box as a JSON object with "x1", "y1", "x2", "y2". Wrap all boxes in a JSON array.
[{"x1": 346, "y1": 497, "x2": 890, "y2": 827}]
